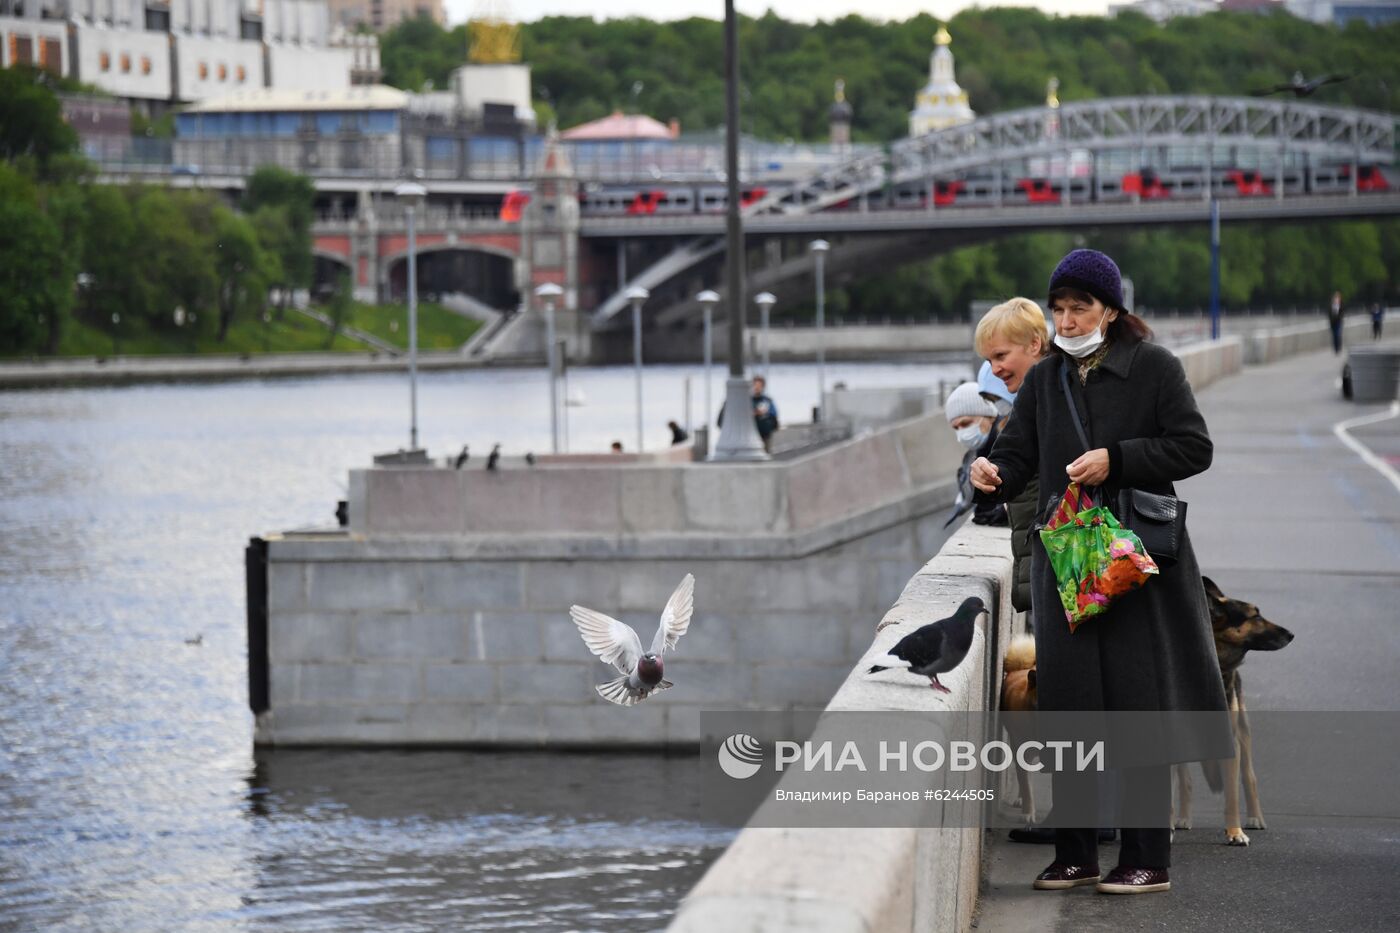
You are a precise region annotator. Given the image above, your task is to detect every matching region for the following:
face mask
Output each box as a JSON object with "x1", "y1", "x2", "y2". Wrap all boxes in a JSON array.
[
  {"x1": 1053, "y1": 310, "x2": 1110, "y2": 358},
  {"x1": 955, "y1": 424, "x2": 987, "y2": 450}
]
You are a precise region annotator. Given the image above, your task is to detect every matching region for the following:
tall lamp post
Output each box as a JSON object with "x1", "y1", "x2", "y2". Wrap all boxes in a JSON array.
[
  {"x1": 394, "y1": 181, "x2": 427, "y2": 451},
  {"x1": 535, "y1": 282, "x2": 564, "y2": 453},
  {"x1": 754, "y1": 291, "x2": 775, "y2": 378},
  {"x1": 697, "y1": 289, "x2": 719, "y2": 439},
  {"x1": 809, "y1": 239, "x2": 829, "y2": 420},
  {"x1": 626, "y1": 285, "x2": 650, "y2": 453},
  {"x1": 711, "y1": 0, "x2": 768, "y2": 461},
  {"x1": 1208, "y1": 198, "x2": 1221, "y2": 341}
]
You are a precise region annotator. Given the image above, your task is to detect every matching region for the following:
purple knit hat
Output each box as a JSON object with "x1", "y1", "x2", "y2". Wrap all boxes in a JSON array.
[{"x1": 1048, "y1": 249, "x2": 1125, "y2": 312}]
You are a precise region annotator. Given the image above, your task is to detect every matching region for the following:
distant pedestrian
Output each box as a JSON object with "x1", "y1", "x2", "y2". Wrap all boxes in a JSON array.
[
  {"x1": 1372, "y1": 302, "x2": 1385, "y2": 340},
  {"x1": 717, "y1": 375, "x2": 781, "y2": 453},
  {"x1": 1328, "y1": 291, "x2": 1344, "y2": 354},
  {"x1": 668, "y1": 420, "x2": 690, "y2": 445}
]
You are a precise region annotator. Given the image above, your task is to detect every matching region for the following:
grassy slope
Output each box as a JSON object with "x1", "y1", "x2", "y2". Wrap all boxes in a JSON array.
[
  {"x1": 342, "y1": 301, "x2": 481, "y2": 351},
  {"x1": 10, "y1": 301, "x2": 481, "y2": 359},
  {"x1": 45, "y1": 309, "x2": 367, "y2": 357}
]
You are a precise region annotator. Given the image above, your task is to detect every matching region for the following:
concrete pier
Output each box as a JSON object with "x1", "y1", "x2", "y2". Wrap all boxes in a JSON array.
[{"x1": 252, "y1": 409, "x2": 969, "y2": 746}]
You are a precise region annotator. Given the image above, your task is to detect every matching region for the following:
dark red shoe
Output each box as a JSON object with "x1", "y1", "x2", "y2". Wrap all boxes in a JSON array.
[
  {"x1": 1032, "y1": 862, "x2": 1101, "y2": 890},
  {"x1": 1096, "y1": 866, "x2": 1171, "y2": 894}
]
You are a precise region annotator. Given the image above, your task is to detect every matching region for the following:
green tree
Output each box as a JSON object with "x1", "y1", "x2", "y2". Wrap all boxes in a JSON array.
[
  {"x1": 244, "y1": 166, "x2": 315, "y2": 318},
  {"x1": 211, "y1": 206, "x2": 276, "y2": 342},
  {"x1": 0, "y1": 164, "x2": 76, "y2": 354},
  {"x1": 323, "y1": 270, "x2": 353, "y2": 349},
  {"x1": 0, "y1": 65, "x2": 79, "y2": 179}
]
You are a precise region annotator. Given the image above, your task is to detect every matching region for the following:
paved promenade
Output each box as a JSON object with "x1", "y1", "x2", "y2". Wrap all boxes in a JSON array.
[{"x1": 976, "y1": 343, "x2": 1400, "y2": 932}]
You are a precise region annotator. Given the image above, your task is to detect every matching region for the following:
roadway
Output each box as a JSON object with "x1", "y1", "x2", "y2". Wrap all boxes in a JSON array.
[{"x1": 974, "y1": 342, "x2": 1400, "y2": 932}]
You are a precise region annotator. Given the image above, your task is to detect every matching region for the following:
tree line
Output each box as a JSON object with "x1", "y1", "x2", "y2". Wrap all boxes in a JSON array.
[
  {"x1": 384, "y1": 9, "x2": 1400, "y2": 143},
  {"x1": 1, "y1": 65, "x2": 319, "y2": 356}
]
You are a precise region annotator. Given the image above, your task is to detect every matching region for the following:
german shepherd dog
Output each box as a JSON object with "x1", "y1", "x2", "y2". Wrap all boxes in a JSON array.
[
  {"x1": 1173, "y1": 576, "x2": 1295, "y2": 846},
  {"x1": 998, "y1": 579, "x2": 1294, "y2": 843}
]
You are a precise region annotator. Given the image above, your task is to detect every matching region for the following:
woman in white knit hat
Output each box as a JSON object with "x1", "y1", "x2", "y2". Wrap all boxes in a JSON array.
[{"x1": 944, "y1": 382, "x2": 1006, "y2": 526}]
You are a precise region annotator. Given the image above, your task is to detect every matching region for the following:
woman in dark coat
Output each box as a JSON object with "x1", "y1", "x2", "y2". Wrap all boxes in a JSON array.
[{"x1": 971, "y1": 249, "x2": 1232, "y2": 895}]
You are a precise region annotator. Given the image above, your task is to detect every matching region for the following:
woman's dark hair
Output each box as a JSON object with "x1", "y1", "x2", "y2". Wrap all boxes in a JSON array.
[{"x1": 1047, "y1": 286, "x2": 1154, "y2": 345}]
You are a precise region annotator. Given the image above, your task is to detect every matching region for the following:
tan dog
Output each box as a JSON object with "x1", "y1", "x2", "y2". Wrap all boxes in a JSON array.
[
  {"x1": 999, "y1": 634, "x2": 1039, "y2": 824},
  {"x1": 1173, "y1": 577, "x2": 1295, "y2": 846}
]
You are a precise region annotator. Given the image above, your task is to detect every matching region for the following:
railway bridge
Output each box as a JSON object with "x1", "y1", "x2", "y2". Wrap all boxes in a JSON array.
[{"x1": 177, "y1": 95, "x2": 1398, "y2": 360}]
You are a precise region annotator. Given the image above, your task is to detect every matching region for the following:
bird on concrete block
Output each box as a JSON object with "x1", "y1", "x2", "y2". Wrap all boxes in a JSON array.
[
  {"x1": 525, "y1": 452, "x2": 536, "y2": 467},
  {"x1": 486, "y1": 444, "x2": 501, "y2": 471},
  {"x1": 866, "y1": 596, "x2": 988, "y2": 694},
  {"x1": 570, "y1": 574, "x2": 695, "y2": 706},
  {"x1": 453, "y1": 445, "x2": 470, "y2": 469}
]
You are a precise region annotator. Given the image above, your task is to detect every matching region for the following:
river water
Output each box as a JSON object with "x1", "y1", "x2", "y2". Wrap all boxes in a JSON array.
[{"x1": 0, "y1": 359, "x2": 969, "y2": 931}]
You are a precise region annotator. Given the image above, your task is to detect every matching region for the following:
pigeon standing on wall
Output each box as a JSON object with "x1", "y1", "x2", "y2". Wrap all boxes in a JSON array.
[
  {"x1": 486, "y1": 444, "x2": 501, "y2": 471},
  {"x1": 867, "y1": 596, "x2": 988, "y2": 693},
  {"x1": 453, "y1": 445, "x2": 470, "y2": 469},
  {"x1": 570, "y1": 574, "x2": 695, "y2": 706}
]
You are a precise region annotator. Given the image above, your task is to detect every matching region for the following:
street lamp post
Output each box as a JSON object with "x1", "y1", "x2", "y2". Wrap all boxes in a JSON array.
[
  {"x1": 394, "y1": 181, "x2": 427, "y2": 451},
  {"x1": 710, "y1": 0, "x2": 768, "y2": 462},
  {"x1": 697, "y1": 289, "x2": 719, "y2": 440},
  {"x1": 754, "y1": 292, "x2": 775, "y2": 378},
  {"x1": 535, "y1": 282, "x2": 564, "y2": 454},
  {"x1": 626, "y1": 285, "x2": 650, "y2": 453},
  {"x1": 810, "y1": 240, "x2": 829, "y2": 420}
]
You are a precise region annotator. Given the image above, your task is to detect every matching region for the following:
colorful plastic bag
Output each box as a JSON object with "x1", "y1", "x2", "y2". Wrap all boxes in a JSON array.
[{"x1": 1039, "y1": 482, "x2": 1159, "y2": 632}]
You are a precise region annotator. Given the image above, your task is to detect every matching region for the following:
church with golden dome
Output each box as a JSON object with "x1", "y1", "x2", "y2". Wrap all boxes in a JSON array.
[{"x1": 909, "y1": 25, "x2": 976, "y2": 138}]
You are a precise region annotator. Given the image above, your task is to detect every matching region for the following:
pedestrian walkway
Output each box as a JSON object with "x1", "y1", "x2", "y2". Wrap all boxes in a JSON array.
[{"x1": 974, "y1": 343, "x2": 1400, "y2": 932}]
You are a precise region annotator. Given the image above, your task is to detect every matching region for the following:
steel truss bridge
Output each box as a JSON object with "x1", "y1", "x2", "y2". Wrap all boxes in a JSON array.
[{"x1": 588, "y1": 96, "x2": 1400, "y2": 329}]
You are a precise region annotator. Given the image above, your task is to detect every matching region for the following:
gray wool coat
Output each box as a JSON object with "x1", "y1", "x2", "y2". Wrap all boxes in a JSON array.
[{"x1": 978, "y1": 338, "x2": 1232, "y2": 765}]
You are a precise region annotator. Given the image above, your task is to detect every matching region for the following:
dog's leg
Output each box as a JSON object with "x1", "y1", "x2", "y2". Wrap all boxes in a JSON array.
[
  {"x1": 1237, "y1": 677, "x2": 1266, "y2": 831},
  {"x1": 1223, "y1": 675, "x2": 1250, "y2": 846},
  {"x1": 1016, "y1": 763, "x2": 1036, "y2": 824},
  {"x1": 1173, "y1": 762, "x2": 1193, "y2": 830}
]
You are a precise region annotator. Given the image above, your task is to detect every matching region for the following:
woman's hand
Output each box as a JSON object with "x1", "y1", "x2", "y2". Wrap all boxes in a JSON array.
[
  {"x1": 970, "y1": 457, "x2": 1002, "y2": 493},
  {"x1": 1066, "y1": 448, "x2": 1111, "y2": 486}
]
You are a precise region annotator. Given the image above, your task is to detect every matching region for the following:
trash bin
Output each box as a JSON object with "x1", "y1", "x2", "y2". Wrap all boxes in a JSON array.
[{"x1": 1347, "y1": 347, "x2": 1400, "y2": 403}]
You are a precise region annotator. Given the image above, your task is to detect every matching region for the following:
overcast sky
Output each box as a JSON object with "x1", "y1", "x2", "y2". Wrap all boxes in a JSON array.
[{"x1": 442, "y1": 2, "x2": 1117, "y2": 26}]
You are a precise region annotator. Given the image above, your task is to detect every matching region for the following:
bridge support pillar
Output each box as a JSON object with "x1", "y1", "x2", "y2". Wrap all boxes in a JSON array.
[{"x1": 519, "y1": 130, "x2": 587, "y2": 363}]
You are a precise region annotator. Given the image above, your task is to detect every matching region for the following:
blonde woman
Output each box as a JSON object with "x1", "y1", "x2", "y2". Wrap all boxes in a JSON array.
[{"x1": 974, "y1": 298, "x2": 1050, "y2": 617}]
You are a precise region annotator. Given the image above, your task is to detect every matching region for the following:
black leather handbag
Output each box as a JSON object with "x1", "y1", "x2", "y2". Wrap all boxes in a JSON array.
[
  {"x1": 1060, "y1": 362, "x2": 1186, "y2": 568},
  {"x1": 1115, "y1": 488, "x2": 1186, "y2": 569}
]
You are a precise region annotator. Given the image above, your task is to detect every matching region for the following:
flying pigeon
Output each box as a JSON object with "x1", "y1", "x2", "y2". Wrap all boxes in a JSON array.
[
  {"x1": 453, "y1": 445, "x2": 470, "y2": 469},
  {"x1": 486, "y1": 444, "x2": 501, "y2": 471},
  {"x1": 866, "y1": 596, "x2": 987, "y2": 693},
  {"x1": 570, "y1": 573, "x2": 695, "y2": 706},
  {"x1": 1251, "y1": 71, "x2": 1350, "y2": 98}
]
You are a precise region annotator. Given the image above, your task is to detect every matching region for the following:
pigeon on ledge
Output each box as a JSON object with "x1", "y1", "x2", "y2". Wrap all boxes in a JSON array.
[
  {"x1": 570, "y1": 574, "x2": 695, "y2": 706},
  {"x1": 486, "y1": 444, "x2": 501, "y2": 471},
  {"x1": 867, "y1": 596, "x2": 987, "y2": 693},
  {"x1": 453, "y1": 445, "x2": 470, "y2": 469}
]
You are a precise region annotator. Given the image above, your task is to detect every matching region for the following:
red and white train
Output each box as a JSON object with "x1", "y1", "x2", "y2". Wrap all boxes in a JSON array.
[{"x1": 497, "y1": 163, "x2": 1391, "y2": 220}]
